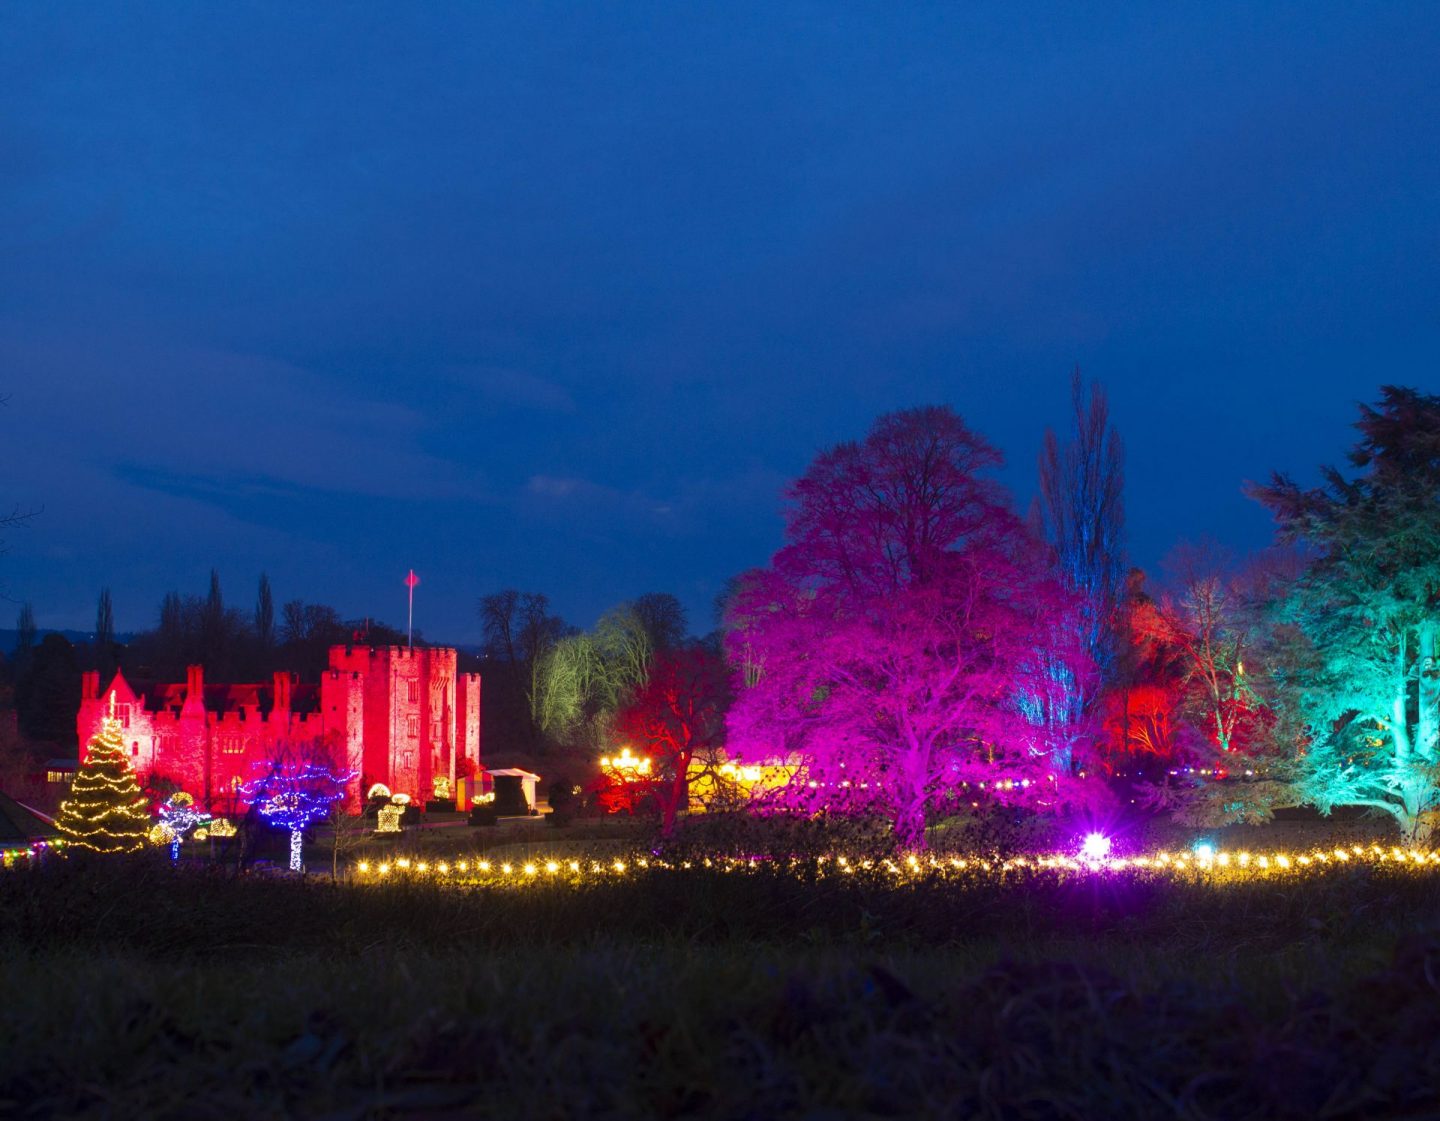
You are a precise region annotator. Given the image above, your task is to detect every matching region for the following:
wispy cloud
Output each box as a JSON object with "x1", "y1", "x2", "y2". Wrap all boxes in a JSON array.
[
  {"x1": 445, "y1": 365, "x2": 577, "y2": 414},
  {"x1": 523, "y1": 465, "x2": 786, "y2": 533},
  {"x1": 2, "y1": 326, "x2": 484, "y2": 503}
]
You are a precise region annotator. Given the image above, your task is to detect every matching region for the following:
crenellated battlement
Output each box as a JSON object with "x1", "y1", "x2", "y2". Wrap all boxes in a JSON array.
[{"x1": 78, "y1": 645, "x2": 482, "y2": 813}]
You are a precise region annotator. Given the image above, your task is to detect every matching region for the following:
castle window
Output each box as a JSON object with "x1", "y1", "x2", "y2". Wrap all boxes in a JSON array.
[
  {"x1": 407, "y1": 680, "x2": 418, "y2": 703},
  {"x1": 46, "y1": 770, "x2": 70, "y2": 784},
  {"x1": 220, "y1": 735, "x2": 245, "y2": 755},
  {"x1": 407, "y1": 715, "x2": 419, "y2": 738},
  {"x1": 115, "y1": 703, "x2": 132, "y2": 726}
]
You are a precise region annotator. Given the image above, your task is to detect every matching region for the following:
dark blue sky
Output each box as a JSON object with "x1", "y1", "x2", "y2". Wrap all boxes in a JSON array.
[{"x1": 2, "y1": 4, "x2": 1436, "y2": 644}]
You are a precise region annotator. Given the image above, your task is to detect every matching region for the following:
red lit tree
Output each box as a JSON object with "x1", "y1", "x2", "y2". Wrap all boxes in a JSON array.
[
  {"x1": 727, "y1": 406, "x2": 1094, "y2": 848},
  {"x1": 1129, "y1": 544, "x2": 1283, "y2": 757},
  {"x1": 1100, "y1": 683, "x2": 1188, "y2": 763},
  {"x1": 614, "y1": 645, "x2": 732, "y2": 837}
]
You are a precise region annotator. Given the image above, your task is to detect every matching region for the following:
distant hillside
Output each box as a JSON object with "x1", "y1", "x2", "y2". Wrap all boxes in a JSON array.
[{"x1": 0, "y1": 629, "x2": 140, "y2": 656}]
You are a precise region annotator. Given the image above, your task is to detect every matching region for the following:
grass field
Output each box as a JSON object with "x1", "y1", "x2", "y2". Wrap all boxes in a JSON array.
[{"x1": 4, "y1": 841, "x2": 1440, "y2": 1120}]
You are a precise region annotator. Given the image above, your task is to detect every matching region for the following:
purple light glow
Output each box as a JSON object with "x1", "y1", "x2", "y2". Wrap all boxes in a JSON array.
[{"x1": 1080, "y1": 832, "x2": 1112, "y2": 862}]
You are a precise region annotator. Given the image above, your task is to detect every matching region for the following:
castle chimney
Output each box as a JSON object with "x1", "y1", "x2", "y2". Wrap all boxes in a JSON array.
[
  {"x1": 186, "y1": 664, "x2": 204, "y2": 702},
  {"x1": 82, "y1": 671, "x2": 100, "y2": 702},
  {"x1": 273, "y1": 671, "x2": 292, "y2": 712}
]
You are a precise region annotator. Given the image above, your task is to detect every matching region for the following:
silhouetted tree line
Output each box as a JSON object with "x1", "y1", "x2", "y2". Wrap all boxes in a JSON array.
[
  {"x1": 0, "y1": 572, "x2": 425, "y2": 764},
  {"x1": 121, "y1": 570, "x2": 420, "y2": 683}
]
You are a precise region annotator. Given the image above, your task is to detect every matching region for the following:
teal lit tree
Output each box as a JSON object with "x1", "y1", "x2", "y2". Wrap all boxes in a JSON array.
[{"x1": 1251, "y1": 386, "x2": 1440, "y2": 841}]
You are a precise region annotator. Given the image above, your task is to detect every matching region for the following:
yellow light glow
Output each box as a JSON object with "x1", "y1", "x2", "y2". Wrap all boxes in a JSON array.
[
  {"x1": 376, "y1": 805, "x2": 404, "y2": 834},
  {"x1": 601, "y1": 746, "x2": 652, "y2": 775}
]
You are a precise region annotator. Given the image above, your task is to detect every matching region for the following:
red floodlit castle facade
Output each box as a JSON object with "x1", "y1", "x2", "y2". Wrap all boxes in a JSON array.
[{"x1": 77, "y1": 646, "x2": 482, "y2": 812}]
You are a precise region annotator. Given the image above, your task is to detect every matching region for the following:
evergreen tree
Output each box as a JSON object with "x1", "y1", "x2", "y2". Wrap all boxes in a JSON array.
[
  {"x1": 95, "y1": 587, "x2": 115, "y2": 678},
  {"x1": 158, "y1": 591, "x2": 184, "y2": 646},
  {"x1": 1252, "y1": 386, "x2": 1440, "y2": 840},
  {"x1": 14, "y1": 602, "x2": 35, "y2": 675},
  {"x1": 202, "y1": 568, "x2": 225, "y2": 669},
  {"x1": 95, "y1": 588, "x2": 114, "y2": 648},
  {"x1": 17, "y1": 633, "x2": 80, "y2": 746},
  {"x1": 255, "y1": 573, "x2": 275, "y2": 649},
  {"x1": 56, "y1": 711, "x2": 150, "y2": 853}
]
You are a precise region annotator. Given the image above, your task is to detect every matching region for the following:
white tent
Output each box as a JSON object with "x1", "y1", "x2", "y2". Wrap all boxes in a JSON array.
[{"x1": 485, "y1": 768, "x2": 541, "y2": 812}]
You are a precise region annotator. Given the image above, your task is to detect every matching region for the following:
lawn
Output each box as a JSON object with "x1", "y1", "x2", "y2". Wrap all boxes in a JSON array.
[{"x1": 4, "y1": 840, "x2": 1440, "y2": 1120}]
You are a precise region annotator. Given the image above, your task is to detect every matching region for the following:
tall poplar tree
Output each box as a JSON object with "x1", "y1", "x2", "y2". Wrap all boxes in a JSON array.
[
  {"x1": 1036, "y1": 370, "x2": 1125, "y2": 735},
  {"x1": 95, "y1": 587, "x2": 115, "y2": 678},
  {"x1": 15, "y1": 602, "x2": 36, "y2": 665},
  {"x1": 1252, "y1": 386, "x2": 1440, "y2": 840},
  {"x1": 255, "y1": 573, "x2": 275, "y2": 650}
]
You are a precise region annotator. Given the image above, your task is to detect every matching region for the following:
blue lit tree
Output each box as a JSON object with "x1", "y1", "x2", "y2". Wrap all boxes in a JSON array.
[
  {"x1": 241, "y1": 747, "x2": 354, "y2": 872},
  {"x1": 1034, "y1": 369, "x2": 1125, "y2": 767},
  {"x1": 156, "y1": 792, "x2": 209, "y2": 862}
]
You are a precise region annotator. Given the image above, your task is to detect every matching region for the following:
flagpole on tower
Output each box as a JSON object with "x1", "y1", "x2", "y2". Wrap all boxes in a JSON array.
[{"x1": 405, "y1": 569, "x2": 420, "y2": 650}]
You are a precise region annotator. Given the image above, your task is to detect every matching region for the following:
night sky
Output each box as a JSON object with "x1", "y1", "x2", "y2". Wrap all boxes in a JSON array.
[{"x1": 2, "y1": 4, "x2": 1436, "y2": 644}]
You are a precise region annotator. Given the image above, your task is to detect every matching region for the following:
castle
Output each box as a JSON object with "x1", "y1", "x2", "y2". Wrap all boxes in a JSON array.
[{"x1": 77, "y1": 646, "x2": 482, "y2": 812}]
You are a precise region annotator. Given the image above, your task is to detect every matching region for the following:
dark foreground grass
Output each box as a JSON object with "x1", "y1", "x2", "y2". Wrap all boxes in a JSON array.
[{"x1": 4, "y1": 858, "x2": 1440, "y2": 1119}]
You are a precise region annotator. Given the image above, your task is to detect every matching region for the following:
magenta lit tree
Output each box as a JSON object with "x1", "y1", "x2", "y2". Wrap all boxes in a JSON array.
[
  {"x1": 241, "y1": 749, "x2": 355, "y2": 872},
  {"x1": 726, "y1": 406, "x2": 1094, "y2": 848}
]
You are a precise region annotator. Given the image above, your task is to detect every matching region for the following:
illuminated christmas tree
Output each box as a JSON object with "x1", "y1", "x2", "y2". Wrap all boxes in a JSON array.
[{"x1": 56, "y1": 707, "x2": 150, "y2": 854}]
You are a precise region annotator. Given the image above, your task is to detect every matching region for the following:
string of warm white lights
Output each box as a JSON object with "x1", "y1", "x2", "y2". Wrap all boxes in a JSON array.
[{"x1": 353, "y1": 842, "x2": 1440, "y2": 884}]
